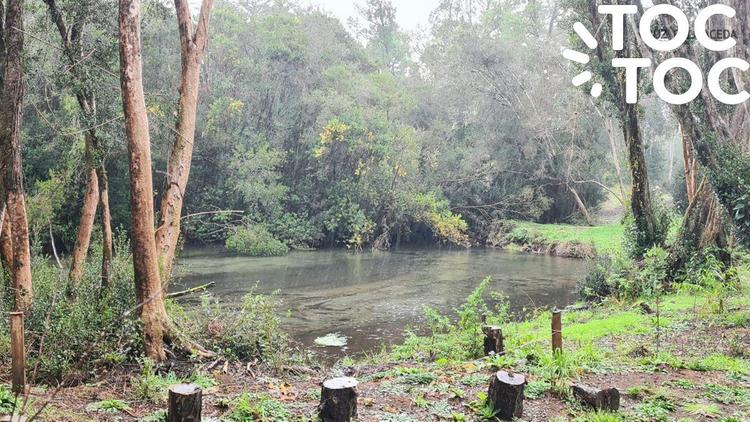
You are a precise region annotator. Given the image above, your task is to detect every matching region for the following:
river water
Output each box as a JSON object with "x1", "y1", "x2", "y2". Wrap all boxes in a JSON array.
[{"x1": 175, "y1": 247, "x2": 586, "y2": 354}]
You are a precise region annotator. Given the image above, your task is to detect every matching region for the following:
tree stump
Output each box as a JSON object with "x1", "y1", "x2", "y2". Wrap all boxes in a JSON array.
[
  {"x1": 168, "y1": 383, "x2": 202, "y2": 422},
  {"x1": 482, "y1": 325, "x2": 504, "y2": 355},
  {"x1": 487, "y1": 371, "x2": 525, "y2": 420},
  {"x1": 319, "y1": 377, "x2": 358, "y2": 422},
  {"x1": 571, "y1": 383, "x2": 620, "y2": 411}
]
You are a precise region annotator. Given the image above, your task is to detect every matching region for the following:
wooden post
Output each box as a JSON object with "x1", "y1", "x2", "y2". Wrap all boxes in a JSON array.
[
  {"x1": 10, "y1": 312, "x2": 25, "y2": 394},
  {"x1": 482, "y1": 325, "x2": 504, "y2": 355},
  {"x1": 551, "y1": 308, "x2": 562, "y2": 354},
  {"x1": 487, "y1": 371, "x2": 525, "y2": 420},
  {"x1": 168, "y1": 384, "x2": 202, "y2": 422},
  {"x1": 319, "y1": 377, "x2": 358, "y2": 422},
  {"x1": 571, "y1": 384, "x2": 620, "y2": 411}
]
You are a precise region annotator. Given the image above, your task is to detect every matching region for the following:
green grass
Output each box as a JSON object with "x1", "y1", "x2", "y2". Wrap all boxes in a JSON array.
[{"x1": 508, "y1": 220, "x2": 624, "y2": 254}]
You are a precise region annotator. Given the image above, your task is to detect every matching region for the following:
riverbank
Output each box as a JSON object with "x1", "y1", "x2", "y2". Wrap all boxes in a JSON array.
[
  {"x1": 32, "y1": 268, "x2": 750, "y2": 421},
  {"x1": 489, "y1": 220, "x2": 624, "y2": 259}
]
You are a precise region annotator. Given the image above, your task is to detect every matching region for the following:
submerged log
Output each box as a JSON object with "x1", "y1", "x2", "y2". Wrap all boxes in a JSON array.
[
  {"x1": 168, "y1": 383, "x2": 202, "y2": 422},
  {"x1": 487, "y1": 371, "x2": 525, "y2": 420},
  {"x1": 482, "y1": 325, "x2": 504, "y2": 355},
  {"x1": 319, "y1": 377, "x2": 358, "y2": 422},
  {"x1": 571, "y1": 383, "x2": 620, "y2": 411}
]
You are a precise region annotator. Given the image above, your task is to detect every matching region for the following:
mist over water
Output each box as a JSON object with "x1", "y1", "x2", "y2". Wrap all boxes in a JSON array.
[{"x1": 176, "y1": 247, "x2": 585, "y2": 354}]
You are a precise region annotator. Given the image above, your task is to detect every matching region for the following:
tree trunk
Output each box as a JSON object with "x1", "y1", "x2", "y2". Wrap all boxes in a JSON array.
[
  {"x1": 97, "y1": 165, "x2": 113, "y2": 289},
  {"x1": 168, "y1": 384, "x2": 202, "y2": 422},
  {"x1": 319, "y1": 377, "x2": 358, "y2": 422},
  {"x1": 567, "y1": 184, "x2": 594, "y2": 225},
  {"x1": 487, "y1": 371, "x2": 525, "y2": 420},
  {"x1": 155, "y1": 0, "x2": 214, "y2": 281},
  {"x1": 43, "y1": 0, "x2": 115, "y2": 289},
  {"x1": 482, "y1": 325, "x2": 504, "y2": 356},
  {"x1": 622, "y1": 101, "x2": 658, "y2": 249},
  {"x1": 0, "y1": 207, "x2": 13, "y2": 272},
  {"x1": 118, "y1": 0, "x2": 167, "y2": 362},
  {"x1": 670, "y1": 179, "x2": 730, "y2": 272},
  {"x1": 0, "y1": 0, "x2": 32, "y2": 312},
  {"x1": 571, "y1": 384, "x2": 620, "y2": 411},
  {"x1": 679, "y1": 124, "x2": 696, "y2": 204},
  {"x1": 603, "y1": 117, "x2": 626, "y2": 201},
  {"x1": 68, "y1": 166, "x2": 98, "y2": 286}
]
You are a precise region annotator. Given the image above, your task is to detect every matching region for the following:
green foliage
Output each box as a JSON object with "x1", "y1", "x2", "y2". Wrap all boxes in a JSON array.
[
  {"x1": 85, "y1": 399, "x2": 130, "y2": 414},
  {"x1": 132, "y1": 359, "x2": 180, "y2": 404},
  {"x1": 391, "y1": 367, "x2": 437, "y2": 385},
  {"x1": 572, "y1": 411, "x2": 625, "y2": 422},
  {"x1": 225, "y1": 224, "x2": 289, "y2": 257},
  {"x1": 622, "y1": 200, "x2": 673, "y2": 259},
  {"x1": 0, "y1": 385, "x2": 18, "y2": 414},
  {"x1": 171, "y1": 290, "x2": 290, "y2": 365},
  {"x1": 139, "y1": 409, "x2": 168, "y2": 422},
  {"x1": 631, "y1": 395, "x2": 675, "y2": 421},
  {"x1": 0, "y1": 236, "x2": 140, "y2": 382},
  {"x1": 228, "y1": 393, "x2": 291, "y2": 422},
  {"x1": 622, "y1": 246, "x2": 669, "y2": 299},
  {"x1": 525, "y1": 380, "x2": 551, "y2": 399}
]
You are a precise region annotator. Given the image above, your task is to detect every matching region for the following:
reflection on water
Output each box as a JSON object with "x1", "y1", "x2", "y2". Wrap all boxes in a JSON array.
[{"x1": 175, "y1": 247, "x2": 585, "y2": 354}]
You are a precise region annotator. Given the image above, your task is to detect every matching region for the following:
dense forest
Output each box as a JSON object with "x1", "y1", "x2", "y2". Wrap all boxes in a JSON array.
[
  {"x1": 22, "y1": 0, "x2": 685, "y2": 255},
  {"x1": 0, "y1": 0, "x2": 748, "y2": 420}
]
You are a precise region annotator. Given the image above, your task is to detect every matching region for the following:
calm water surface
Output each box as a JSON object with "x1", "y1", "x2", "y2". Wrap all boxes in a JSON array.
[{"x1": 175, "y1": 247, "x2": 585, "y2": 354}]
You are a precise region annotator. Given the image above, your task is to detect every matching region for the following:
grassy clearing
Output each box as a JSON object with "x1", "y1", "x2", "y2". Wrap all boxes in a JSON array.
[{"x1": 506, "y1": 220, "x2": 625, "y2": 255}]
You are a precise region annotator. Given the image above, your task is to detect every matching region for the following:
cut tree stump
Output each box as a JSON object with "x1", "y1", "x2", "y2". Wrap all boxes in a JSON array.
[
  {"x1": 482, "y1": 325, "x2": 504, "y2": 355},
  {"x1": 571, "y1": 383, "x2": 620, "y2": 411},
  {"x1": 319, "y1": 377, "x2": 358, "y2": 422},
  {"x1": 168, "y1": 383, "x2": 202, "y2": 422},
  {"x1": 487, "y1": 371, "x2": 525, "y2": 420}
]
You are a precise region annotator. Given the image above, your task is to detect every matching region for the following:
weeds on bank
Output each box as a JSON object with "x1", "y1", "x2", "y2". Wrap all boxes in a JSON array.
[
  {"x1": 132, "y1": 358, "x2": 217, "y2": 403},
  {"x1": 228, "y1": 393, "x2": 292, "y2": 421}
]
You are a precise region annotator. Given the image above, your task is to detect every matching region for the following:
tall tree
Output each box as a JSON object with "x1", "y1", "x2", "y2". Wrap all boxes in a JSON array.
[
  {"x1": 154, "y1": 0, "x2": 214, "y2": 279},
  {"x1": 577, "y1": 0, "x2": 660, "y2": 255},
  {"x1": 42, "y1": 0, "x2": 115, "y2": 289},
  {"x1": 118, "y1": 0, "x2": 167, "y2": 361},
  {"x1": 0, "y1": 0, "x2": 32, "y2": 311}
]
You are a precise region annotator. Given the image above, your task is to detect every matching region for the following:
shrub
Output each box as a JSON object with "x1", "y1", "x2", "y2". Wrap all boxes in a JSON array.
[
  {"x1": 229, "y1": 393, "x2": 291, "y2": 421},
  {"x1": 0, "y1": 235, "x2": 141, "y2": 382},
  {"x1": 622, "y1": 198, "x2": 673, "y2": 260},
  {"x1": 225, "y1": 224, "x2": 288, "y2": 257},
  {"x1": 577, "y1": 256, "x2": 616, "y2": 301},
  {"x1": 268, "y1": 212, "x2": 319, "y2": 248},
  {"x1": 171, "y1": 289, "x2": 291, "y2": 365},
  {"x1": 392, "y1": 277, "x2": 510, "y2": 362}
]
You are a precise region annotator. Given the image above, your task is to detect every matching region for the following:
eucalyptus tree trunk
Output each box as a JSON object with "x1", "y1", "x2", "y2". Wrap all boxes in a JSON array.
[
  {"x1": 68, "y1": 166, "x2": 98, "y2": 285},
  {"x1": 0, "y1": 0, "x2": 32, "y2": 312},
  {"x1": 0, "y1": 207, "x2": 12, "y2": 272},
  {"x1": 43, "y1": 0, "x2": 115, "y2": 289},
  {"x1": 98, "y1": 166, "x2": 113, "y2": 289},
  {"x1": 118, "y1": 0, "x2": 167, "y2": 362},
  {"x1": 155, "y1": 0, "x2": 214, "y2": 281}
]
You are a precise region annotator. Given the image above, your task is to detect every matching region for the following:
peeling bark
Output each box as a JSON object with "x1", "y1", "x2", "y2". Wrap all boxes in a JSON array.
[
  {"x1": 119, "y1": 0, "x2": 167, "y2": 362},
  {"x1": 68, "y1": 166, "x2": 98, "y2": 286},
  {"x1": 0, "y1": 0, "x2": 32, "y2": 312},
  {"x1": 155, "y1": 0, "x2": 214, "y2": 281}
]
